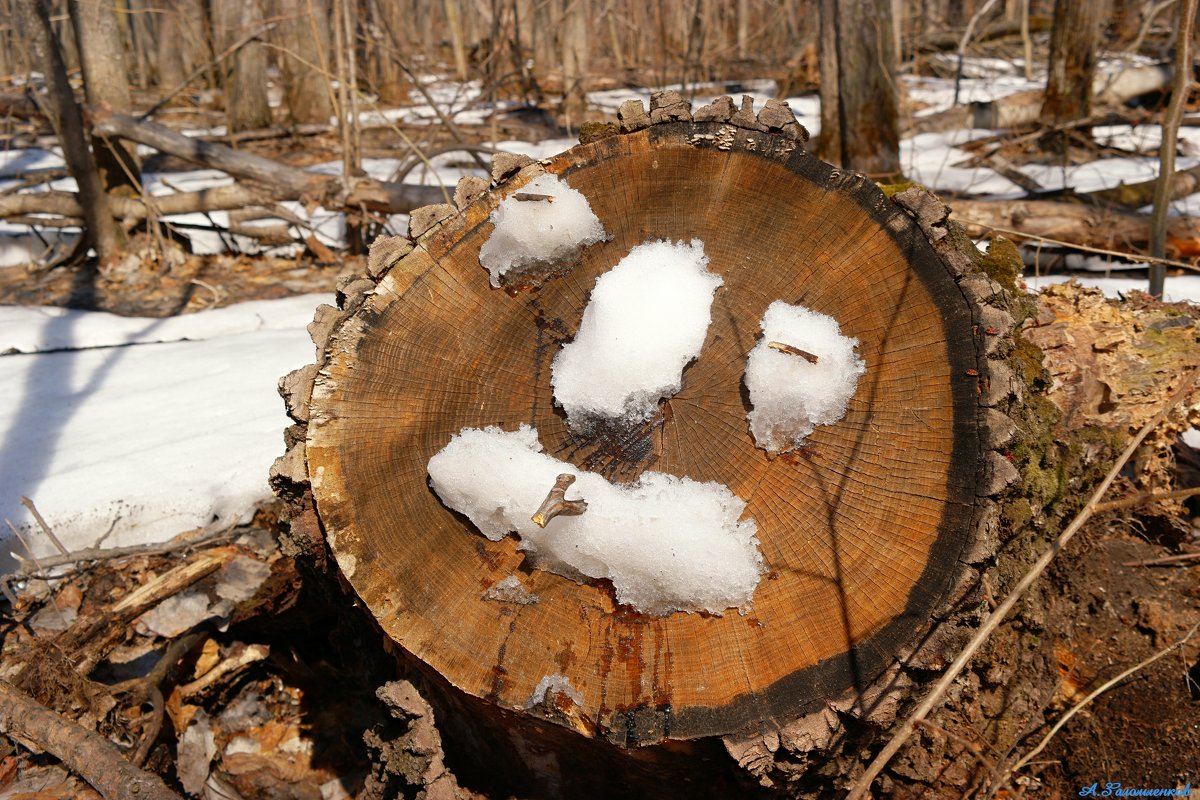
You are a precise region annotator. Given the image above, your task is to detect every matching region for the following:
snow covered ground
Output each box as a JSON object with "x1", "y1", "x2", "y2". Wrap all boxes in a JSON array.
[
  {"x1": 2, "y1": 62, "x2": 1198, "y2": 570},
  {"x1": 0, "y1": 295, "x2": 327, "y2": 572}
]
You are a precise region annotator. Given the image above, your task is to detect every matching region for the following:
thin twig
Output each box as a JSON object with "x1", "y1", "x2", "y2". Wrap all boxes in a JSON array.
[
  {"x1": 1094, "y1": 485, "x2": 1200, "y2": 513},
  {"x1": 845, "y1": 372, "x2": 1200, "y2": 800},
  {"x1": 1122, "y1": 551, "x2": 1200, "y2": 567},
  {"x1": 19, "y1": 496, "x2": 67, "y2": 556},
  {"x1": 9, "y1": 527, "x2": 236, "y2": 580},
  {"x1": 1007, "y1": 621, "x2": 1199, "y2": 776}
]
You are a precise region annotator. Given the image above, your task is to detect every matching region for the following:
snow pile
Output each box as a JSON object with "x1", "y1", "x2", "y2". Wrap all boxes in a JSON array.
[
  {"x1": 0, "y1": 296, "x2": 326, "y2": 572},
  {"x1": 427, "y1": 425, "x2": 763, "y2": 616},
  {"x1": 552, "y1": 239, "x2": 722, "y2": 429},
  {"x1": 478, "y1": 173, "x2": 607, "y2": 286},
  {"x1": 744, "y1": 302, "x2": 866, "y2": 453},
  {"x1": 525, "y1": 674, "x2": 583, "y2": 709}
]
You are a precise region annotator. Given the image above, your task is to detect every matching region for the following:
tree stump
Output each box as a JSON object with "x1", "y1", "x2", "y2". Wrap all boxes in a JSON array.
[{"x1": 272, "y1": 93, "x2": 1025, "y2": 796}]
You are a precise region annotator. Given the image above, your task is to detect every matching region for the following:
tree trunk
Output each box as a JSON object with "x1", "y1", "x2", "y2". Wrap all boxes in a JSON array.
[
  {"x1": 817, "y1": 0, "x2": 900, "y2": 178},
  {"x1": 271, "y1": 95, "x2": 1024, "y2": 796},
  {"x1": 1043, "y1": 0, "x2": 1104, "y2": 125},
  {"x1": 560, "y1": 0, "x2": 588, "y2": 126},
  {"x1": 213, "y1": 0, "x2": 273, "y2": 133},
  {"x1": 150, "y1": 0, "x2": 187, "y2": 89},
  {"x1": 67, "y1": 0, "x2": 140, "y2": 199},
  {"x1": 276, "y1": 0, "x2": 334, "y2": 125},
  {"x1": 15, "y1": 0, "x2": 124, "y2": 259}
]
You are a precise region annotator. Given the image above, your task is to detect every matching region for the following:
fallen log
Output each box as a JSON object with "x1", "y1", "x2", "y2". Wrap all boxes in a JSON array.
[
  {"x1": 909, "y1": 62, "x2": 1172, "y2": 134},
  {"x1": 90, "y1": 110, "x2": 447, "y2": 213},
  {"x1": 949, "y1": 197, "x2": 1200, "y2": 258}
]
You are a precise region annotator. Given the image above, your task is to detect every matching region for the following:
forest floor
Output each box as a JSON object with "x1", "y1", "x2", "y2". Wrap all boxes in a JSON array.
[{"x1": 0, "y1": 54, "x2": 1198, "y2": 799}]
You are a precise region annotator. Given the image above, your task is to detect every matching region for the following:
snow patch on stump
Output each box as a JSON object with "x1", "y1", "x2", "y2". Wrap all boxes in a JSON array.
[
  {"x1": 551, "y1": 239, "x2": 722, "y2": 430},
  {"x1": 478, "y1": 173, "x2": 607, "y2": 286},
  {"x1": 427, "y1": 425, "x2": 763, "y2": 616},
  {"x1": 745, "y1": 301, "x2": 866, "y2": 453}
]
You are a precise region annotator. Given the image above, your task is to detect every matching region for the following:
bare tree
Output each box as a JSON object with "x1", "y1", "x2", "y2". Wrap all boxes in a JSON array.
[
  {"x1": 561, "y1": 0, "x2": 589, "y2": 126},
  {"x1": 213, "y1": 0, "x2": 273, "y2": 133},
  {"x1": 16, "y1": 0, "x2": 124, "y2": 258},
  {"x1": 276, "y1": 0, "x2": 334, "y2": 124},
  {"x1": 1043, "y1": 0, "x2": 1104, "y2": 126},
  {"x1": 818, "y1": 0, "x2": 901, "y2": 178},
  {"x1": 67, "y1": 0, "x2": 140, "y2": 198}
]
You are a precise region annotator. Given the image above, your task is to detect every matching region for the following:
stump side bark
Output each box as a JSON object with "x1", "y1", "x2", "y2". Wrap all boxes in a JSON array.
[{"x1": 273, "y1": 95, "x2": 1019, "y2": 791}]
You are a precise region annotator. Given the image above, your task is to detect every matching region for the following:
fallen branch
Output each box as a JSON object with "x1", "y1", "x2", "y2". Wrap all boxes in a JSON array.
[
  {"x1": 845, "y1": 372, "x2": 1200, "y2": 800},
  {"x1": 9, "y1": 526, "x2": 236, "y2": 580},
  {"x1": 950, "y1": 198, "x2": 1200, "y2": 262},
  {"x1": 910, "y1": 63, "x2": 1172, "y2": 134},
  {"x1": 90, "y1": 110, "x2": 446, "y2": 213},
  {"x1": 0, "y1": 680, "x2": 182, "y2": 800}
]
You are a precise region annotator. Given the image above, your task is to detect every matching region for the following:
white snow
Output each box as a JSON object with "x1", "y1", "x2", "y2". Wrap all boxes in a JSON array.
[
  {"x1": 1024, "y1": 273, "x2": 1200, "y2": 304},
  {"x1": 551, "y1": 239, "x2": 721, "y2": 429},
  {"x1": 426, "y1": 425, "x2": 763, "y2": 616},
  {"x1": 744, "y1": 302, "x2": 866, "y2": 454},
  {"x1": 525, "y1": 674, "x2": 583, "y2": 709},
  {"x1": 0, "y1": 295, "x2": 328, "y2": 572},
  {"x1": 478, "y1": 173, "x2": 607, "y2": 286}
]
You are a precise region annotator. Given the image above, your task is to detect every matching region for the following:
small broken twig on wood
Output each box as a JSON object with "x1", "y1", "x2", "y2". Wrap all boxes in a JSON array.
[
  {"x1": 531, "y1": 474, "x2": 588, "y2": 528},
  {"x1": 768, "y1": 341, "x2": 819, "y2": 363},
  {"x1": 845, "y1": 371, "x2": 1200, "y2": 800},
  {"x1": 0, "y1": 680, "x2": 183, "y2": 800},
  {"x1": 19, "y1": 496, "x2": 67, "y2": 557}
]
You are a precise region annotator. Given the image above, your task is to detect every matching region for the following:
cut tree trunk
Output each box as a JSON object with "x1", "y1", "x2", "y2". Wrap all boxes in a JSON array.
[{"x1": 271, "y1": 93, "x2": 1034, "y2": 796}]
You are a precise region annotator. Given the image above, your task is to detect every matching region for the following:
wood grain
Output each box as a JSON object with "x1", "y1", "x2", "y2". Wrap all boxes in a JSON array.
[{"x1": 306, "y1": 123, "x2": 982, "y2": 744}]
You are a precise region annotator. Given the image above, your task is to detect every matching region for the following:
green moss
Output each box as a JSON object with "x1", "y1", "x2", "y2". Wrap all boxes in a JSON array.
[
  {"x1": 878, "y1": 180, "x2": 923, "y2": 199},
  {"x1": 978, "y1": 237, "x2": 1023, "y2": 294},
  {"x1": 578, "y1": 121, "x2": 619, "y2": 144}
]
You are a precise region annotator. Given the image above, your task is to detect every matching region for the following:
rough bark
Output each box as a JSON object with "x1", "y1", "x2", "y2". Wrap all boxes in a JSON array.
[
  {"x1": 15, "y1": 0, "x2": 124, "y2": 259},
  {"x1": 0, "y1": 681, "x2": 182, "y2": 800},
  {"x1": 67, "y1": 0, "x2": 140, "y2": 199},
  {"x1": 213, "y1": 0, "x2": 273, "y2": 133},
  {"x1": 277, "y1": 0, "x2": 334, "y2": 125},
  {"x1": 817, "y1": 0, "x2": 900, "y2": 178},
  {"x1": 1043, "y1": 0, "x2": 1104, "y2": 125}
]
